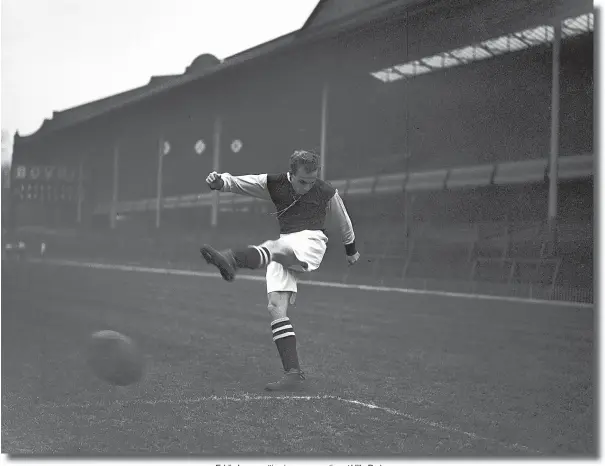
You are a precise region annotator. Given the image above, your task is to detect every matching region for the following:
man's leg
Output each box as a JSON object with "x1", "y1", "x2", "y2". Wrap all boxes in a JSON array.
[
  {"x1": 268, "y1": 291, "x2": 302, "y2": 371},
  {"x1": 263, "y1": 232, "x2": 327, "y2": 391},
  {"x1": 200, "y1": 239, "x2": 307, "y2": 282},
  {"x1": 264, "y1": 264, "x2": 305, "y2": 392}
]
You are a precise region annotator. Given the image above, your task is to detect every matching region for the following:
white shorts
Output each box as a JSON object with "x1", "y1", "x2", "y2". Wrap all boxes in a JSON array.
[{"x1": 262, "y1": 230, "x2": 328, "y2": 294}]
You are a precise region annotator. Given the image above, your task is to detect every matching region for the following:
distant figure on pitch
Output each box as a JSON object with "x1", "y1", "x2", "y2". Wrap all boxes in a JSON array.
[{"x1": 201, "y1": 150, "x2": 360, "y2": 392}]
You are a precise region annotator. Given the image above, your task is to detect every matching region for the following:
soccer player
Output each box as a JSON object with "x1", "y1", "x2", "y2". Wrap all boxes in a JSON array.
[{"x1": 201, "y1": 150, "x2": 360, "y2": 392}]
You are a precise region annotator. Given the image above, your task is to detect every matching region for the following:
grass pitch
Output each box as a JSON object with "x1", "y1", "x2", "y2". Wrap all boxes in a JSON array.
[{"x1": 1, "y1": 260, "x2": 594, "y2": 456}]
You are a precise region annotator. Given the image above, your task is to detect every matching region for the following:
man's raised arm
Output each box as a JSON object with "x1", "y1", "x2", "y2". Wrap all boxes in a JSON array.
[{"x1": 206, "y1": 172, "x2": 272, "y2": 201}]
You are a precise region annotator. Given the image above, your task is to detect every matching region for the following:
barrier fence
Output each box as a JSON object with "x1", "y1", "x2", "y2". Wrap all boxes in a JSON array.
[{"x1": 7, "y1": 228, "x2": 593, "y2": 305}]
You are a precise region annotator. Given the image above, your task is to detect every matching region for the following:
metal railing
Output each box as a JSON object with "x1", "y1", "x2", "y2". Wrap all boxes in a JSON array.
[{"x1": 12, "y1": 227, "x2": 593, "y2": 305}]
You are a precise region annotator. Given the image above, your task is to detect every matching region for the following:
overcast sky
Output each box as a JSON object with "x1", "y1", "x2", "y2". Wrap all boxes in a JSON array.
[{"x1": 1, "y1": 0, "x2": 318, "y2": 160}]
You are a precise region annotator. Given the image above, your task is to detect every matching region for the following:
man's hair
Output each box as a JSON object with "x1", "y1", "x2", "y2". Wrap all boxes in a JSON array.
[{"x1": 290, "y1": 150, "x2": 320, "y2": 175}]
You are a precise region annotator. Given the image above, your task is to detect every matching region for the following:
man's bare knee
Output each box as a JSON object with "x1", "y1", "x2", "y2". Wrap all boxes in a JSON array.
[
  {"x1": 272, "y1": 249, "x2": 307, "y2": 270},
  {"x1": 261, "y1": 240, "x2": 304, "y2": 268},
  {"x1": 264, "y1": 242, "x2": 291, "y2": 265},
  {"x1": 267, "y1": 291, "x2": 290, "y2": 320},
  {"x1": 271, "y1": 251, "x2": 296, "y2": 267}
]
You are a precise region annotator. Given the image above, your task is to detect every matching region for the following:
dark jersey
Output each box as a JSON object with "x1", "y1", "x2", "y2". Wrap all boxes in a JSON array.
[
  {"x1": 219, "y1": 172, "x2": 355, "y2": 248},
  {"x1": 266, "y1": 173, "x2": 336, "y2": 234}
]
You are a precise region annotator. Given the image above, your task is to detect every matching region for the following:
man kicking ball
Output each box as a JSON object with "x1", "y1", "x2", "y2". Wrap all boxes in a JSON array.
[{"x1": 200, "y1": 150, "x2": 360, "y2": 392}]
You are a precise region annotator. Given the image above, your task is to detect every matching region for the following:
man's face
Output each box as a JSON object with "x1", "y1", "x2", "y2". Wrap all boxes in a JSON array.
[{"x1": 291, "y1": 168, "x2": 318, "y2": 195}]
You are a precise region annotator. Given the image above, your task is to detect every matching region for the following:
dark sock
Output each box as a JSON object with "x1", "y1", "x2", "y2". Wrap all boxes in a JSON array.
[
  {"x1": 233, "y1": 245, "x2": 271, "y2": 269},
  {"x1": 271, "y1": 317, "x2": 300, "y2": 371}
]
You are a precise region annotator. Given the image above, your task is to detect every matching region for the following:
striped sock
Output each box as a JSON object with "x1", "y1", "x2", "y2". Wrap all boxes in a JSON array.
[
  {"x1": 233, "y1": 245, "x2": 271, "y2": 269},
  {"x1": 271, "y1": 317, "x2": 300, "y2": 371}
]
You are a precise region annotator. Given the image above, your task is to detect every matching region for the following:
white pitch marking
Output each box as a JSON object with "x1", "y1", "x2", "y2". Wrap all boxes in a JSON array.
[
  {"x1": 30, "y1": 258, "x2": 592, "y2": 309},
  {"x1": 38, "y1": 393, "x2": 540, "y2": 454}
]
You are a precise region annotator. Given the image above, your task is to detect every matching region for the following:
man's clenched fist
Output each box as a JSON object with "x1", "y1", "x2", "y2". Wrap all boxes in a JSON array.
[
  {"x1": 206, "y1": 171, "x2": 224, "y2": 190},
  {"x1": 347, "y1": 251, "x2": 360, "y2": 266}
]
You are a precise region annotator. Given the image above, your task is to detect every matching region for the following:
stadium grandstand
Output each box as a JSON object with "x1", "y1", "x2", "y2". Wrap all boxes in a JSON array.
[{"x1": 7, "y1": 0, "x2": 594, "y2": 303}]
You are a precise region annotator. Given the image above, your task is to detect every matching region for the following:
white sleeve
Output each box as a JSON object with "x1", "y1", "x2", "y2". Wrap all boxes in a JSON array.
[
  {"x1": 220, "y1": 173, "x2": 272, "y2": 201},
  {"x1": 326, "y1": 190, "x2": 355, "y2": 246}
]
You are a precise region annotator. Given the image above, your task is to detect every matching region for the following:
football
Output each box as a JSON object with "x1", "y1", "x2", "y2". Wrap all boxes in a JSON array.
[{"x1": 87, "y1": 330, "x2": 145, "y2": 386}]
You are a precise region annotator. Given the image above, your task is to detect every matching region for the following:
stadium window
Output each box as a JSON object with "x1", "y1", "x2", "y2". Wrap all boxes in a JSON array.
[{"x1": 370, "y1": 13, "x2": 594, "y2": 82}]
